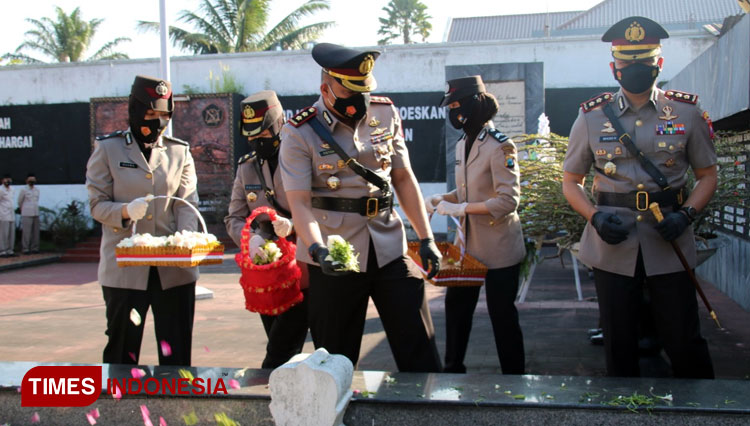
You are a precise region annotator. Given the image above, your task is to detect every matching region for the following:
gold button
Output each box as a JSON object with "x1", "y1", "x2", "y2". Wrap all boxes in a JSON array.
[
  {"x1": 489, "y1": 220, "x2": 495, "y2": 226},
  {"x1": 146, "y1": 214, "x2": 153, "y2": 220},
  {"x1": 636, "y1": 215, "x2": 643, "y2": 222},
  {"x1": 637, "y1": 184, "x2": 645, "y2": 190},
  {"x1": 145, "y1": 173, "x2": 153, "y2": 179},
  {"x1": 113, "y1": 227, "x2": 120, "y2": 233},
  {"x1": 322, "y1": 214, "x2": 327, "y2": 220},
  {"x1": 461, "y1": 183, "x2": 466, "y2": 188},
  {"x1": 669, "y1": 145, "x2": 675, "y2": 150},
  {"x1": 607, "y1": 154, "x2": 613, "y2": 159},
  {"x1": 246, "y1": 192, "x2": 257, "y2": 202},
  {"x1": 635, "y1": 119, "x2": 643, "y2": 127}
]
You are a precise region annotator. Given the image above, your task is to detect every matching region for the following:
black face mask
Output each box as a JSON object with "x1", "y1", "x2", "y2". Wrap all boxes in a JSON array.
[
  {"x1": 132, "y1": 116, "x2": 169, "y2": 144},
  {"x1": 328, "y1": 85, "x2": 370, "y2": 121},
  {"x1": 613, "y1": 62, "x2": 660, "y2": 94},
  {"x1": 448, "y1": 107, "x2": 469, "y2": 129},
  {"x1": 250, "y1": 134, "x2": 280, "y2": 160}
]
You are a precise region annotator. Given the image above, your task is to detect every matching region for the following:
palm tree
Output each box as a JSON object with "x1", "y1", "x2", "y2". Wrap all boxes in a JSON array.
[
  {"x1": 3, "y1": 7, "x2": 130, "y2": 63},
  {"x1": 377, "y1": 0, "x2": 432, "y2": 45},
  {"x1": 137, "y1": 0, "x2": 334, "y2": 54}
]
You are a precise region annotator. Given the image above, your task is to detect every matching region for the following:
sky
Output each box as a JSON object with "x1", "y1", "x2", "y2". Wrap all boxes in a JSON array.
[{"x1": 0, "y1": 0, "x2": 604, "y2": 61}]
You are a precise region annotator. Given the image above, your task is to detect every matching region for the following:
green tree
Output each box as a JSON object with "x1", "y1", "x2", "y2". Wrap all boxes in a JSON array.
[
  {"x1": 3, "y1": 7, "x2": 130, "y2": 63},
  {"x1": 377, "y1": 0, "x2": 432, "y2": 45},
  {"x1": 137, "y1": 0, "x2": 333, "y2": 54}
]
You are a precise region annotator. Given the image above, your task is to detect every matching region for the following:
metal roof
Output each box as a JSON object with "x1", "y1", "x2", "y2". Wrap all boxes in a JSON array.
[
  {"x1": 446, "y1": 0, "x2": 744, "y2": 42},
  {"x1": 556, "y1": 0, "x2": 743, "y2": 30},
  {"x1": 447, "y1": 11, "x2": 582, "y2": 42}
]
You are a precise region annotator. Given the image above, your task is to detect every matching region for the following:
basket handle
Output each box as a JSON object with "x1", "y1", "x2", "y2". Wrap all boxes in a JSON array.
[
  {"x1": 131, "y1": 195, "x2": 207, "y2": 236},
  {"x1": 240, "y1": 206, "x2": 283, "y2": 255}
]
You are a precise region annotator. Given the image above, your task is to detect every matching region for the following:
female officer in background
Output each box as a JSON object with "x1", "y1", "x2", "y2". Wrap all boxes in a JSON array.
[
  {"x1": 426, "y1": 76, "x2": 526, "y2": 374},
  {"x1": 224, "y1": 90, "x2": 308, "y2": 369},
  {"x1": 86, "y1": 75, "x2": 199, "y2": 366}
]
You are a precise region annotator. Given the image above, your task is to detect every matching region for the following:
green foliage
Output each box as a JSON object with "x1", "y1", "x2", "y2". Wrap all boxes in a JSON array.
[
  {"x1": 209, "y1": 64, "x2": 245, "y2": 93},
  {"x1": 2, "y1": 6, "x2": 130, "y2": 63},
  {"x1": 46, "y1": 200, "x2": 92, "y2": 248},
  {"x1": 377, "y1": 0, "x2": 432, "y2": 45},
  {"x1": 137, "y1": 0, "x2": 333, "y2": 54}
]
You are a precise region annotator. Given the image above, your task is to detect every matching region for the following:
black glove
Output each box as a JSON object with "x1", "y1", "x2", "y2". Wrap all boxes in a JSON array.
[
  {"x1": 309, "y1": 243, "x2": 352, "y2": 277},
  {"x1": 250, "y1": 214, "x2": 277, "y2": 241},
  {"x1": 419, "y1": 238, "x2": 441, "y2": 280},
  {"x1": 591, "y1": 211, "x2": 629, "y2": 245},
  {"x1": 655, "y1": 211, "x2": 691, "y2": 241}
]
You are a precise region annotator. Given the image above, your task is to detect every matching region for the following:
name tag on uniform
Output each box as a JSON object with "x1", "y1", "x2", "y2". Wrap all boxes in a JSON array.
[
  {"x1": 119, "y1": 162, "x2": 138, "y2": 169},
  {"x1": 455, "y1": 160, "x2": 461, "y2": 165},
  {"x1": 318, "y1": 149, "x2": 336, "y2": 156},
  {"x1": 245, "y1": 184, "x2": 262, "y2": 190},
  {"x1": 599, "y1": 136, "x2": 618, "y2": 143}
]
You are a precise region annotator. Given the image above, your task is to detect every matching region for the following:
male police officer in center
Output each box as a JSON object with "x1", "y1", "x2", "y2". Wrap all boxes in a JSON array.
[
  {"x1": 562, "y1": 17, "x2": 715, "y2": 378},
  {"x1": 279, "y1": 43, "x2": 442, "y2": 372}
]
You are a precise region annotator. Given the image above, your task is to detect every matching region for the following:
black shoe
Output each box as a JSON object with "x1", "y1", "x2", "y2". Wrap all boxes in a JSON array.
[
  {"x1": 31, "y1": 250, "x2": 40, "y2": 254},
  {"x1": 8, "y1": 253, "x2": 19, "y2": 257},
  {"x1": 22, "y1": 251, "x2": 30, "y2": 255},
  {"x1": 0, "y1": 253, "x2": 10, "y2": 258},
  {"x1": 587, "y1": 328, "x2": 602, "y2": 337},
  {"x1": 590, "y1": 333, "x2": 604, "y2": 345}
]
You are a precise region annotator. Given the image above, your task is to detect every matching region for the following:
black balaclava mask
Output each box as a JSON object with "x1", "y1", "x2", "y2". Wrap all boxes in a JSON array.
[
  {"x1": 128, "y1": 98, "x2": 170, "y2": 146},
  {"x1": 613, "y1": 62, "x2": 660, "y2": 94},
  {"x1": 251, "y1": 134, "x2": 281, "y2": 161},
  {"x1": 327, "y1": 84, "x2": 370, "y2": 121}
]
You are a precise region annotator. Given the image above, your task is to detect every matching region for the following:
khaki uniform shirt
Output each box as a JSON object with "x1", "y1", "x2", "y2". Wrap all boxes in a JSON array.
[
  {"x1": 564, "y1": 88, "x2": 716, "y2": 277},
  {"x1": 445, "y1": 125, "x2": 526, "y2": 269},
  {"x1": 17, "y1": 186, "x2": 40, "y2": 217},
  {"x1": 280, "y1": 97, "x2": 410, "y2": 272},
  {"x1": 0, "y1": 186, "x2": 13, "y2": 221},
  {"x1": 224, "y1": 155, "x2": 290, "y2": 247},
  {"x1": 85, "y1": 130, "x2": 200, "y2": 290}
]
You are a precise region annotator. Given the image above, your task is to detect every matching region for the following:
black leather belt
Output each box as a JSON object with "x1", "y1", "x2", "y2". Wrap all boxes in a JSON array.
[
  {"x1": 596, "y1": 187, "x2": 687, "y2": 211},
  {"x1": 311, "y1": 195, "x2": 393, "y2": 218}
]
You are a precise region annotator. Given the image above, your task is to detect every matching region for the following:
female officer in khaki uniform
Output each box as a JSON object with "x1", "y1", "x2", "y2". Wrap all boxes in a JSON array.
[
  {"x1": 224, "y1": 90, "x2": 308, "y2": 369},
  {"x1": 427, "y1": 76, "x2": 526, "y2": 374},
  {"x1": 86, "y1": 75, "x2": 199, "y2": 366}
]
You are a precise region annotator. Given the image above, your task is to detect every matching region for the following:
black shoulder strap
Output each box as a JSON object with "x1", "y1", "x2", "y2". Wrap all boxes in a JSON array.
[
  {"x1": 251, "y1": 157, "x2": 292, "y2": 218},
  {"x1": 306, "y1": 117, "x2": 391, "y2": 196},
  {"x1": 602, "y1": 103, "x2": 671, "y2": 191}
]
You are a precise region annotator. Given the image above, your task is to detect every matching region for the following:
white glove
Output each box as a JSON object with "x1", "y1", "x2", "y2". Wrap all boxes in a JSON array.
[
  {"x1": 436, "y1": 200, "x2": 468, "y2": 217},
  {"x1": 248, "y1": 235, "x2": 267, "y2": 263},
  {"x1": 424, "y1": 194, "x2": 443, "y2": 214},
  {"x1": 272, "y1": 217, "x2": 293, "y2": 238},
  {"x1": 126, "y1": 197, "x2": 149, "y2": 221}
]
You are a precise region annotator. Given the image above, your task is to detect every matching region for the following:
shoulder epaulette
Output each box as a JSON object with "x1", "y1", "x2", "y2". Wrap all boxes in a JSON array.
[
  {"x1": 488, "y1": 129, "x2": 509, "y2": 143},
  {"x1": 581, "y1": 92, "x2": 614, "y2": 113},
  {"x1": 95, "y1": 130, "x2": 124, "y2": 141},
  {"x1": 163, "y1": 135, "x2": 189, "y2": 146},
  {"x1": 238, "y1": 152, "x2": 255, "y2": 165},
  {"x1": 370, "y1": 96, "x2": 393, "y2": 105},
  {"x1": 288, "y1": 107, "x2": 317, "y2": 127},
  {"x1": 664, "y1": 90, "x2": 698, "y2": 104}
]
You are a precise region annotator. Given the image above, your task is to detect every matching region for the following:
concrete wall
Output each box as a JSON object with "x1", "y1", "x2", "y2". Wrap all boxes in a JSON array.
[
  {"x1": 0, "y1": 33, "x2": 716, "y2": 105},
  {"x1": 665, "y1": 13, "x2": 750, "y2": 121},
  {"x1": 697, "y1": 232, "x2": 750, "y2": 312}
]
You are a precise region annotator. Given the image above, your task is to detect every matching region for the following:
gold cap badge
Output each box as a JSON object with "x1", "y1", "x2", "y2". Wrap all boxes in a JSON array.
[
  {"x1": 359, "y1": 54, "x2": 375, "y2": 75},
  {"x1": 625, "y1": 21, "x2": 646, "y2": 42},
  {"x1": 243, "y1": 105, "x2": 255, "y2": 119},
  {"x1": 155, "y1": 81, "x2": 169, "y2": 96}
]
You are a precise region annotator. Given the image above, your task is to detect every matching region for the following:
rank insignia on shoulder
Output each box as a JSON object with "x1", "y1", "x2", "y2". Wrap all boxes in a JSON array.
[
  {"x1": 581, "y1": 93, "x2": 614, "y2": 113},
  {"x1": 238, "y1": 153, "x2": 254, "y2": 164},
  {"x1": 370, "y1": 96, "x2": 393, "y2": 105},
  {"x1": 322, "y1": 110, "x2": 333, "y2": 126},
  {"x1": 96, "y1": 130, "x2": 125, "y2": 141},
  {"x1": 163, "y1": 135, "x2": 189, "y2": 146},
  {"x1": 488, "y1": 129, "x2": 508, "y2": 142},
  {"x1": 664, "y1": 90, "x2": 698, "y2": 104},
  {"x1": 288, "y1": 106, "x2": 317, "y2": 127}
]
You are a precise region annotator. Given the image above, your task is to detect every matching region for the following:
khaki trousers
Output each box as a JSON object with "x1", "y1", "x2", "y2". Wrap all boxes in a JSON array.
[{"x1": 21, "y1": 216, "x2": 40, "y2": 252}]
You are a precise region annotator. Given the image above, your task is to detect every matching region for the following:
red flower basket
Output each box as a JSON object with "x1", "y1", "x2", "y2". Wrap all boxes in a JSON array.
[{"x1": 235, "y1": 206, "x2": 303, "y2": 315}]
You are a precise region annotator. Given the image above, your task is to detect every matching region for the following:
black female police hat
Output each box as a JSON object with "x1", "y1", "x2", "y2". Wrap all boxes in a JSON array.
[
  {"x1": 602, "y1": 16, "x2": 669, "y2": 61},
  {"x1": 312, "y1": 43, "x2": 380, "y2": 93},
  {"x1": 130, "y1": 75, "x2": 173, "y2": 113},
  {"x1": 440, "y1": 75, "x2": 486, "y2": 107},
  {"x1": 241, "y1": 90, "x2": 283, "y2": 137}
]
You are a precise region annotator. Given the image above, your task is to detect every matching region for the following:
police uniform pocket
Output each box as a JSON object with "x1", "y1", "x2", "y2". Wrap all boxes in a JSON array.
[
  {"x1": 652, "y1": 139, "x2": 686, "y2": 174},
  {"x1": 312, "y1": 208, "x2": 345, "y2": 229}
]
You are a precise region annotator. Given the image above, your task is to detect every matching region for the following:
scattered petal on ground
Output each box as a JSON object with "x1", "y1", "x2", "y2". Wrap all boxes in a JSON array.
[
  {"x1": 131, "y1": 368, "x2": 146, "y2": 379},
  {"x1": 30, "y1": 412, "x2": 40, "y2": 423},
  {"x1": 229, "y1": 379, "x2": 240, "y2": 390},
  {"x1": 140, "y1": 405, "x2": 153, "y2": 426},
  {"x1": 88, "y1": 408, "x2": 100, "y2": 419},
  {"x1": 160, "y1": 341, "x2": 172, "y2": 357},
  {"x1": 112, "y1": 385, "x2": 122, "y2": 400},
  {"x1": 178, "y1": 369, "x2": 194, "y2": 380},
  {"x1": 182, "y1": 410, "x2": 198, "y2": 425},
  {"x1": 86, "y1": 413, "x2": 97, "y2": 425},
  {"x1": 204, "y1": 346, "x2": 210, "y2": 353},
  {"x1": 214, "y1": 412, "x2": 239, "y2": 426},
  {"x1": 159, "y1": 416, "x2": 167, "y2": 426},
  {"x1": 130, "y1": 308, "x2": 142, "y2": 326}
]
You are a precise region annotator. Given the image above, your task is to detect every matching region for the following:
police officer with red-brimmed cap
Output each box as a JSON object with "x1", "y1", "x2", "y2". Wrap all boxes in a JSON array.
[
  {"x1": 563, "y1": 17, "x2": 716, "y2": 378},
  {"x1": 279, "y1": 43, "x2": 442, "y2": 371},
  {"x1": 86, "y1": 75, "x2": 199, "y2": 366}
]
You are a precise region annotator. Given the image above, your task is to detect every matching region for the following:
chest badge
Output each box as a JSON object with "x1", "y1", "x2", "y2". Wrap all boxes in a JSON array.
[
  {"x1": 368, "y1": 117, "x2": 380, "y2": 127},
  {"x1": 604, "y1": 161, "x2": 616, "y2": 176},
  {"x1": 318, "y1": 163, "x2": 334, "y2": 171},
  {"x1": 326, "y1": 175, "x2": 341, "y2": 190},
  {"x1": 370, "y1": 127, "x2": 386, "y2": 136},
  {"x1": 659, "y1": 105, "x2": 678, "y2": 121},
  {"x1": 246, "y1": 192, "x2": 258, "y2": 203},
  {"x1": 601, "y1": 121, "x2": 616, "y2": 133},
  {"x1": 614, "y1": 146, "x2": 623, "y2": 155},
  {"x1": 656, "y1": 122, "x2": 685, "y2": 135},
  {"x1": 665, "y1": 158, "x2": 676, "y2": 168}
]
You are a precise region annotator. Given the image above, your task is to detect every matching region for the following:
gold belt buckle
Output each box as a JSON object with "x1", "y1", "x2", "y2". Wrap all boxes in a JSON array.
[
  {"x1": 636, "y1": 191, "x2": 649, "y2": 211},
  {"x1": 676, "y1": 188, "x2": 684, "y2": 205},
  {"x1": 365, "y1": 197, "x2": 379, "y2": 218}
]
